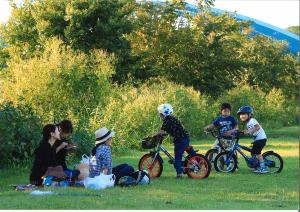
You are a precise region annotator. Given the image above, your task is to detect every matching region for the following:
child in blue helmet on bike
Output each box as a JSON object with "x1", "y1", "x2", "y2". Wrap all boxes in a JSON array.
[
  {"x1": 237, "y1": 106, "x2": 268, "y2": 174},
  {"x1": 153, "y1": 103, "x2": 196, "y2": 179}
]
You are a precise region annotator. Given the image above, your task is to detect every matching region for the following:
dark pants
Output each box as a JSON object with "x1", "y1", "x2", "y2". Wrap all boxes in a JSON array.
[
  {"x1": 174, "y1": 137, "x2": 196, "y2": 175},
  {"x1": 112, "y1": 163, "x2": 134, "y2": 184},
  {"x1": 64, "y1": 168, "x2": 80, "y2": 179}
]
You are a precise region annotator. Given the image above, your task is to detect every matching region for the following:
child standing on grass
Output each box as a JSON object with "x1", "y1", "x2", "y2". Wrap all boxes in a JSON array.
[
  {"x1": 153, "y1": 103, "x2": 196, "y2": 179},
  {"x1": 204, "y1": 103, "x2": 238, "y2": 149},
  {"x1": 237, "y1": 106, "x2": 268, "y2": 174}
]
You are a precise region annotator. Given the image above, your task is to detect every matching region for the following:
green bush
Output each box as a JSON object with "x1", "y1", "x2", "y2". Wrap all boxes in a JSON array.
[
  {"x1": 0, "y1": 103, "x2": 42, "y2": 167},
  {"x1": 0, "y1": 38, "x2": 115, "y2": 124},
  {"x1": 88, "y1": 81, "x2": 214, "y2": 151},
  {"x1": 217, "y1": 84, "x2": 292, "y2": 129}
]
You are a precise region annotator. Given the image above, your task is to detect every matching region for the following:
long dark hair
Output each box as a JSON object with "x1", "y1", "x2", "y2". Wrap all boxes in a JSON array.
[{"x1": 42, "y1": 124, "x2": 57, "y2": 143}]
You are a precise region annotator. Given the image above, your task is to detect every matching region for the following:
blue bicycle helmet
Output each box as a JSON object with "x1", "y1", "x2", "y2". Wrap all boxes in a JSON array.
[{"x1": 237, "y1": 106, "x2": 253, "y2": 115}]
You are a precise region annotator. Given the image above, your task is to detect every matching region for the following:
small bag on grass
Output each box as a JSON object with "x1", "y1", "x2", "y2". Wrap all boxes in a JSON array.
[
  {"x1": 83, "y1": 174, "x2": 115, "y2": 190},
  {"x1": 118, "y1": 170, "x2": 150, "y2": 187}
]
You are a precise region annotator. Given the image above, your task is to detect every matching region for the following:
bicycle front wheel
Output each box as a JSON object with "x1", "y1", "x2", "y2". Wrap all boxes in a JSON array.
[
  {"x1": 138, "y1": 153, "x2": 163, "y2": 179},
  {"x1": 214, "y1": 152, "x2": 237, "y2": 173}
]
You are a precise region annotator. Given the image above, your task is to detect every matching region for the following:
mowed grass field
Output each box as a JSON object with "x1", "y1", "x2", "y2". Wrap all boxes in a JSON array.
[{"x1": 0, "y1": 126, "x2": 298, "y2": 209}]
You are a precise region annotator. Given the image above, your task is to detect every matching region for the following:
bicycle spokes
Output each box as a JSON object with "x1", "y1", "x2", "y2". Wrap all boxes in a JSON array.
[{"x1": 186, "y1": 155, "x2": 210, "y2": 178}]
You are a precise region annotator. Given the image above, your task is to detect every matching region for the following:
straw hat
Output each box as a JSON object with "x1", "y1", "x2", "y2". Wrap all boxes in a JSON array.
[{"x1": 95, "y1": 127, "x2": 115, "y2": 145}]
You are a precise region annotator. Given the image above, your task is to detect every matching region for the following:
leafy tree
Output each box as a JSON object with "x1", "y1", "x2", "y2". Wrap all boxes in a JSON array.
[
  {"x1": 127, "y1": 1, "x2": 299, "y2": 97},
  {"x1": 0, "y1": 0, "x2": 135, "y2": 82},
  {"x1": 127, "y1": 1, "x2": 250, "y2": 96},
  {"x1": 0, "y1": 0, "x2": 39, "y2": 65},
  {"x1": 242, "y1": 35, "x2": 299, "y2": 98},
  {"x1": 286, "y1": 26, "x2": 300, "y2": 35}
]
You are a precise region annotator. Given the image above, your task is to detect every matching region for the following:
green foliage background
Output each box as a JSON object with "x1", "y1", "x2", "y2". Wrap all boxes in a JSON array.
[{"x1": 0, "y1": 0, "x2": 298, "y2": 165}]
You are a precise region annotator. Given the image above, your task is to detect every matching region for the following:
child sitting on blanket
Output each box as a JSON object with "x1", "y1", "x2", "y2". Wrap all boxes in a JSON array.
[{"x1": 89, "y1": 127, "x2": 134, "y2": 185}]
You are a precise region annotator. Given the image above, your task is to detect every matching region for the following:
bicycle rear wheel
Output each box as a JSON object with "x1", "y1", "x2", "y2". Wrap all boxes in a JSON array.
[
  {"x1": 263, "y1": 151, "x2": 283, "y2": 173},
  {"x1": 186, "y1": 154, "x2": 211, "y2": 179},
  {"x1": 205, "y1": 149, "x2": 218, "y2": 164}
]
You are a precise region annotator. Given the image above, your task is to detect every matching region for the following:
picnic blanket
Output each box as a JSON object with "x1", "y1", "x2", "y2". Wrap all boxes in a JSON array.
[{"x1": 11, "y1": 184, "x2": 38, "y2": 191}]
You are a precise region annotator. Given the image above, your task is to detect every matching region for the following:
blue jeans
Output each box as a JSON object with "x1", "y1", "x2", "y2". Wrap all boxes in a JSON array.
[
  {"x1": 174, "y1": 137, "x2": 196, "y2": 175},
  {"x1": 112, "y1": 163, "x2": 134, "y2": 185}
]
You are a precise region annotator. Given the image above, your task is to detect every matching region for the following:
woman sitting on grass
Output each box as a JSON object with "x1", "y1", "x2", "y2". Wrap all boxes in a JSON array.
[
  {"x1": 29, "y1": 124, "x2": 61, "y2": 186},
  {"x1": 89, "y1": 127, "x2": 134, "y2": 185}
]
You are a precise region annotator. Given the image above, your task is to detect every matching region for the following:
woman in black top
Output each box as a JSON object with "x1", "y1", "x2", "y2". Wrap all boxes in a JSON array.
[{"x1": 29, "y1": 124, "x2": 61, "y2": 186}]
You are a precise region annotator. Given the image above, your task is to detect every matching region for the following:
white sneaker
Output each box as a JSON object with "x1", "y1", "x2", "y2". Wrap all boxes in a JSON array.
[{"x1": 254, "y1": 167, "x2": 268, "y2": 174}]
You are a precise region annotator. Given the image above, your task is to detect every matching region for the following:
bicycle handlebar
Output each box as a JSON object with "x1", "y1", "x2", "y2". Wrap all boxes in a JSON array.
[
  {"x1": 205, "y1": 128, "x2": 245, "y2": 140},
  {"x1": 143, "y1": 134, "x2": 166, "y2": 144},
  {"x1": 205, "y1": 128, "x2": 221, "y2": 138}
]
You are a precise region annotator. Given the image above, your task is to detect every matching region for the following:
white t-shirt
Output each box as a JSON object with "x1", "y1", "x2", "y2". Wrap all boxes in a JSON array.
[{"x1": 246, "y1": 118, "x2": 267, "y2": 141}]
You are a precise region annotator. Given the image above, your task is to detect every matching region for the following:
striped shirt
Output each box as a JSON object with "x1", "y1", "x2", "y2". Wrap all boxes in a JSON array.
[{"x1": 89, "y1": 144, "x2": 112, "y2": 177}]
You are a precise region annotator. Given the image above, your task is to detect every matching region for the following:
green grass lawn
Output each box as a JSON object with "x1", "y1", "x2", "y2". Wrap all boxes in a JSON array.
[{"x1": 0, "y1": 126, "x2": 298, "y2": 209}]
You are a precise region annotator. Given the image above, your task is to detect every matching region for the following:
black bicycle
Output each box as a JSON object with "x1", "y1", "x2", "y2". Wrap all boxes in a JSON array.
[{"x1": 138, "y1": 135, "x2": 211, "y2": 179}]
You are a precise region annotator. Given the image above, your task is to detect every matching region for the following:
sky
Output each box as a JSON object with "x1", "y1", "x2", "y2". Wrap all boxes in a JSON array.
[{"x1": 0, "y1": 0, "x2": 299, "y2": 29}]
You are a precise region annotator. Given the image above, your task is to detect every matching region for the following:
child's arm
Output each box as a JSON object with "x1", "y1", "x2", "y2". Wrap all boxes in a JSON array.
[
  {"x1": 225, "y1": 124, "x2": 239, "y2": 136},
  {"x1": 153, "y1": 130, "x2": 167, "y2": 137},
  {"x1": 204, "y1": 124, "x2": 215, "y2": 132},
  {"x1": 244, "y1": 124, "x2": 261, "y2": 135}
]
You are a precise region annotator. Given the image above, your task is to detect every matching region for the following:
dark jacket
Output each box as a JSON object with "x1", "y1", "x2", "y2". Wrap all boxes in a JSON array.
[
  {"x1": 54, "y1": 139, "x2": 68, "y2": 170},
  {"x1": 161, "y1": 115, "x2": 189, "y2": 143},
  {"x1": 29, "y1": 141, "x2": 57, "y2": 186}
]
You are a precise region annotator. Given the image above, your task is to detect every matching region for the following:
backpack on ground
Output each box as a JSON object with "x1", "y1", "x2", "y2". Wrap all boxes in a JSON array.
[{"x1": 118, "y1": 170, "x2": 150, "y2": 187}]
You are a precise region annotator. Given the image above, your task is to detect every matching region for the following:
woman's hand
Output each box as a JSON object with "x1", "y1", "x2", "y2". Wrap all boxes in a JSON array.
[{"x1": 56, "y1": 142, "x2": 68, "y2": 153}]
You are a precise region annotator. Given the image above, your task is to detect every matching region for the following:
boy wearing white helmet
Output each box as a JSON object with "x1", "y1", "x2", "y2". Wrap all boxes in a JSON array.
[{"x1": 154, "y1": 103, "x2": 195, "y2": 178}]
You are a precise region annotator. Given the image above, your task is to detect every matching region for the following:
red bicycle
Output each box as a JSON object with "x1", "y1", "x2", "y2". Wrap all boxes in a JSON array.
[{"x1": 138, "y1": 135, "x2": 211, "y2": 179}]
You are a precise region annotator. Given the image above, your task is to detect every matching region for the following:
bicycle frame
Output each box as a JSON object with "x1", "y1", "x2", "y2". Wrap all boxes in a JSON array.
[
  {"x1": 225, "y1": 140, "x2": 258, "y2": 168},
  {"x1": 150, "y1": 141, "x2": 195, "y2": 169},
  {"x1": 155, "y1": 144, "x2": 175, "y2": 163}
]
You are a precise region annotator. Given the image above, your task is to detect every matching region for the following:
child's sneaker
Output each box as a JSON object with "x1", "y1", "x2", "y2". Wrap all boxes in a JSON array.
[
  {"x1": 176, "y1": 174, "x2": 183, "y2": 179},
  {"x1": 253, "y1": 167, "x2": 268, "y2": 174}
]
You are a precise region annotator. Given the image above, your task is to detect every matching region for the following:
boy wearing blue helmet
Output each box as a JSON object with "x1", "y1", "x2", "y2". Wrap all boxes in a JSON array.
[
  {"x1": 154, "y1": 103, "x2": 196, "y2": 178},
  {"x1": 237, "y1": 106, "x2": 268, "y2": 174}
]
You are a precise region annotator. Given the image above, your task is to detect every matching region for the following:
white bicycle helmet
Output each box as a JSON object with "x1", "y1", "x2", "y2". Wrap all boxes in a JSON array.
[{"x1": 157, "y1": 103, "x2": 173, "y2": 116}]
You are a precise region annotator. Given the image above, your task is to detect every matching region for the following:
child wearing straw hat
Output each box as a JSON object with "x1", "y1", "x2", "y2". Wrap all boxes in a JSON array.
[{"x1": 89, "y1": 127, "x2": 134, "y2": 184}]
